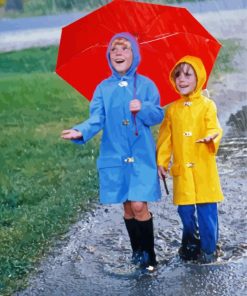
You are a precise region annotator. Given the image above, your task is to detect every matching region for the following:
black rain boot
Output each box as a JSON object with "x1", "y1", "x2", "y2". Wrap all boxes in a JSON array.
[
  {"x1": 124, "y1": 217, "x2": 142, "y2": 264},
  {"x1": 179, "y1": 231, "x2": 201, "y2": 261},
  {"x1": 136, "y1": 214, "x2": 157, "y2": 271},
  {"x1": 197, "y1": 250, "x2": 218, "y2": 264}
]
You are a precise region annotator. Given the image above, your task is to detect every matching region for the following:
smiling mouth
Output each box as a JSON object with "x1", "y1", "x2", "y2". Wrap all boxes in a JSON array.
[{"x1": 115, "y1": 59, "x2": 125, "y2": 64}]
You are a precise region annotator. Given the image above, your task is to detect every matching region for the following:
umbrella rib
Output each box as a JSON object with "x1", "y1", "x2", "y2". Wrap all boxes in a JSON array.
[
  {"x1": 140, "y1": 33, "x2": 180, "y2": 44},
  {"x1": 79, "y1": 43, "x2": 107, "y2": 54},
  {"x1": 57, "y1": 43, "x2": 107, "y2": 71},
  {"x1": 140, "y1": 32, "x2": 218, "y2": 45}
]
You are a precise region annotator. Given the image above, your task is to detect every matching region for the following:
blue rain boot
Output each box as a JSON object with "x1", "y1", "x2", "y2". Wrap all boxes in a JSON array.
[{"x1": 131, "y1": 250, "x2": 143, "y2": 265}]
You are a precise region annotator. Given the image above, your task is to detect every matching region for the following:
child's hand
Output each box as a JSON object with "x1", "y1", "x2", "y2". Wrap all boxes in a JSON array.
[
  {"x1": 61, "y1": 129, "x2": 83, "y2": 140},
  {"x1": 129, "y1": 99, "x2": 142, "y2": 112},
  {"x1": 158, "y1": 166, "x2": 168, "y2": 179},
  {"x1": 196, "y1": 133, "x2": 219, "y2": 143}
]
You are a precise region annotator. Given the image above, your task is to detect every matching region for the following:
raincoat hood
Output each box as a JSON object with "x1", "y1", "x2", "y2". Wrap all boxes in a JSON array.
[
  {"x1": 169, "y1": 55, "x2": 207, "y2": 100},
  {"x1": 106, "y1": 32, "x2": 141, "y2": 78}
]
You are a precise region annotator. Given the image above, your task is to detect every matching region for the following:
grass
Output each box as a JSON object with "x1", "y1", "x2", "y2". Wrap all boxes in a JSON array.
[
  {"x1": 0, "y1": 39, "x2": 240, "y2": 295},
  {"x1": 0, "y1": 47, "x2": 99, "y2": 295},
  {"x1": 0, "y1": 47, "x2": 58, "y2": 75}
]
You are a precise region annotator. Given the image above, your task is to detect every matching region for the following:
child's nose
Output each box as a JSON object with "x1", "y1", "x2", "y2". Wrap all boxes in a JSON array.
[
  {"x1": 178, "y1": 73, "x2": 186, "y2": 80},
  {"x1": 115, "y1": 49, "x2": 123, "y2": 54}
]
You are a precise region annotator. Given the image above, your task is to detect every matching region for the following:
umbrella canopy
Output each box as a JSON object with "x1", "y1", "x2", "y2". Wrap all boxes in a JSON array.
[{"x1": 56, "y1": 0, "x2": 221, "y2": 106}]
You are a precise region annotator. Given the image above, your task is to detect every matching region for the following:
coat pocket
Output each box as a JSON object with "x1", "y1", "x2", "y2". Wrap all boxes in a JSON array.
[
  {"x1": 96, "y1": 157, "x2": 123, "y2": 169},
  {"x1": 170, "y1": 164, "x2": 181, "y2": 177},
  {"x1": 97, "y1": 157, "x2": 123, "y2": 197}
]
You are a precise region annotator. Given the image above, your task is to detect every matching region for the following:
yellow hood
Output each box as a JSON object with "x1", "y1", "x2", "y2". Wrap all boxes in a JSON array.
[{"x1": 169, "y1": 55, "x2": 207, "y2": 100}]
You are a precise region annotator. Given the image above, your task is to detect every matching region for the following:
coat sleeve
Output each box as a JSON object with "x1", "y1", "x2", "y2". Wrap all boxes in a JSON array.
[
  {"x1": 72, "y1": 85, "x2": 105, "y2": 144},
  {"x1": 137, "y1": 80, "x2": 164, "y2": 126},
  {"x1": 156, "y1": 107, "x2": 172, "y2": 170},
  {"x1": 205, "y1": 100, "x2": 223, "y2": 154}
]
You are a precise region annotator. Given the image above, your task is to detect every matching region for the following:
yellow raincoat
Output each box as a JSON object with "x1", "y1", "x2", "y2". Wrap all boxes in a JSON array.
[{"x1": 157, "y1": 56, "x2": 224, "y2": 205}]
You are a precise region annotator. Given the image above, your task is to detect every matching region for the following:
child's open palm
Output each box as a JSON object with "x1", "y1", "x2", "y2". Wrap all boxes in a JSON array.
[
  {"x1": 196, "y1": 133, "x2": 219, "y2": 143},
  {"x1": 61, "y1": 129, "x2": 83, "y2": 140}
]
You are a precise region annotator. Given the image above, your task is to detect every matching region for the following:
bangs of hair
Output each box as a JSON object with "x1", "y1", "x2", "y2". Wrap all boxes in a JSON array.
[
  {"x1": 111, "y1": 38, "x2": 131, "y2": 49},
  {"x1": 172, "y1": 63, "x2": 194, "y2": 80}
]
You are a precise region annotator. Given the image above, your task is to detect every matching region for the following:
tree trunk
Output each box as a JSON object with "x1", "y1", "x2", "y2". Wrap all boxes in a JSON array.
[{"x1": 5, "y1": 0, "x2": 23, "y2": 11}]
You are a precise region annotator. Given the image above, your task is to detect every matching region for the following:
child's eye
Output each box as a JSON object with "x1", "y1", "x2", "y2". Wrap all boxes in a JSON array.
[
  {"x1": 174, "y1": 71, "x2": 180, "y2": 78},
  {"x1": 185, "y1": 72, "x2": 192, "y2": 77}
]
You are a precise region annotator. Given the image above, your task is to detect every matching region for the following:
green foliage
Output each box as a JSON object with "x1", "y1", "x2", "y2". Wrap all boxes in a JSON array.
[
  {"x1": 0, "y1": 46, "x2": 58, "y2": 75},
  {"x1": 23, "y1": 0, "x2": 86, "y2": 15},
  {"x1": 141, "y1": 0, "x2": 201, "y2": 3},
  {"x1": 212, "y1": 39, "x2": 241, "y2": 77},
  {"x1": 2, "y1": 0, "x2": 206, "y2": 17}
]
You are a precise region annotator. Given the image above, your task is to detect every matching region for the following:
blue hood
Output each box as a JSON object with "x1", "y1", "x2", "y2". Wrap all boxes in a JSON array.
[{"x1": 106, "y1": 32, "x2": 141, "y2": 79}]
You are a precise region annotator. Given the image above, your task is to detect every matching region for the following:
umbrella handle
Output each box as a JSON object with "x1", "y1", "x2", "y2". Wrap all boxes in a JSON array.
[{"x1": 162, "y1": 175, "x2": 169, "y2": 195}]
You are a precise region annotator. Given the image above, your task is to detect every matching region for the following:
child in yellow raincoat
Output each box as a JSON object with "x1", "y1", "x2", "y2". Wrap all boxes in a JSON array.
[{"x1": 157, "y1": 55, "x2": 224, "y2": 263}]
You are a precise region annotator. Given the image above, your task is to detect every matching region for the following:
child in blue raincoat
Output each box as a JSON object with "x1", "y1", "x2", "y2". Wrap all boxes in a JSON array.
[{"x1": 61, "y1": 32, "x2": 164, "y2": 270}]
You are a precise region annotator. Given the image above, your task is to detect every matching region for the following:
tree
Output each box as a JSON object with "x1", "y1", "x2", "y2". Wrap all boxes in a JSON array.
[{"x1": 5, "y1": 0, "x2": 23, "y2": 11}]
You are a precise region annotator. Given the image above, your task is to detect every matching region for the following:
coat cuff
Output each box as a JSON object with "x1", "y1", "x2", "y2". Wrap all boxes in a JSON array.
[{"x1": 71, "y1": 127, "x2": 85, "y2": 145}]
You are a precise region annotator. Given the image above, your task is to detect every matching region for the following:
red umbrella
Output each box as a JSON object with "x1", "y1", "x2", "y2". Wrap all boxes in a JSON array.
[{"x1": 56, "y1": 0, "x2": 221, "y2": 106}]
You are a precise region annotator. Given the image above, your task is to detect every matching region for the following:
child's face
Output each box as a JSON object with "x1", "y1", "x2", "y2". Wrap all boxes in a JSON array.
[
  {"x1": 173, "y1": 63, "x2": 197, "y2": 96},
  {"x1": 110, "y1": 38, "x2": 133, "y2": 75}
]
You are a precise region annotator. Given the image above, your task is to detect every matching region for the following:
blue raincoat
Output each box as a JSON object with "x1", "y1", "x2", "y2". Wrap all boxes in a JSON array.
[{"x1": 73, "y1": 32, "x2": 164, "y2": 204}]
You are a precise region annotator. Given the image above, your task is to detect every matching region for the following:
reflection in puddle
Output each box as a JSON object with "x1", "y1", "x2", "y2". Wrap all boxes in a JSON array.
[{"x1": 227, "y1": 106, "x2": 247, "y2": 137}]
